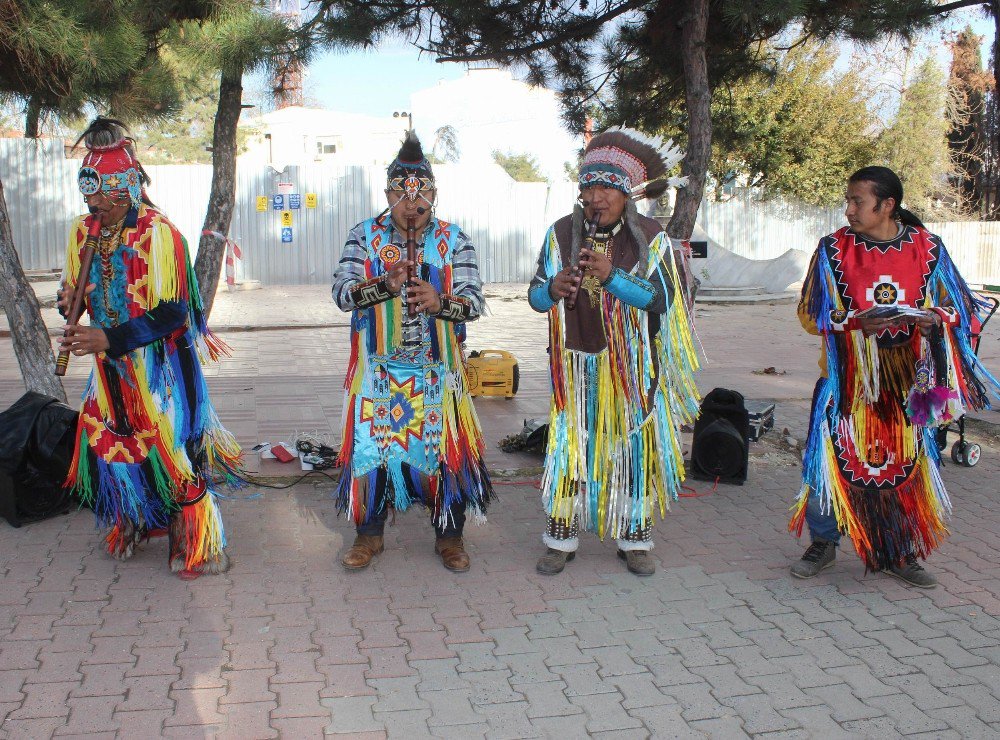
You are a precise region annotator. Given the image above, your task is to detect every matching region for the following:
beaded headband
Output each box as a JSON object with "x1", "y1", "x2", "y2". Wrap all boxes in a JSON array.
[{"x1": 78, "y1": 138, "x2": 142, "y2": 208}]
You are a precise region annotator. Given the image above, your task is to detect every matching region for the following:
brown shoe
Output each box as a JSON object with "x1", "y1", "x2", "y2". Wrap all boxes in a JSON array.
[
  {"x1": 434, "y1": 537, "x2": 470, "y2": 572},
  {"x1": 536, "y1": 548, "x2": 575, "y2": 575},
  {"x1": 341, "y1": 534, "x2": 384, "y2": 570},
  {"x1": 618, "y1": 549, "x2": 655, "y2": 576}
]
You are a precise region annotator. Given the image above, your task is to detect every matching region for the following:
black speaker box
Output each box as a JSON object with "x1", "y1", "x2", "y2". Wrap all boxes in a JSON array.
[
  {"x1": 0, "y1": 392, "x2": 80, "y2": 527},
  {"x1": 690, "y1": 387, "x2": 750, "y2": 485}
]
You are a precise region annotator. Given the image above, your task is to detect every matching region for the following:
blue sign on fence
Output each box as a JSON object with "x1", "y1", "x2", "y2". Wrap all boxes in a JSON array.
[
  {"x1": 272, "y1": 194, "x2": 285, "y2": 210},
  {"x1": 289, "y1": 193, "x2": 301, "y2": 210},
  {"x1": 281, "y1": 227, "x2": 293, "y2": 243}
]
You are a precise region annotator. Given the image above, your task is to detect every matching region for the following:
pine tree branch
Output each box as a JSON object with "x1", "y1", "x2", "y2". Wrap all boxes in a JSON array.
[
  {"x1": 431, "y1": 0, "x2": 649, "y2": 63},
  {"x1": 926, "y1": 0, "x2": 990, "y2": 14}
]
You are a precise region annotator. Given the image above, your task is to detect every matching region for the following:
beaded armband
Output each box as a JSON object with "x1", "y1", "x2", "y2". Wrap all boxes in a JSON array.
[
  {"x1": 435, "y1": 294, "x2": 472, "y2": 322},
  {"x1": 350, "y1": 276, "x2": 395, "y2": 309}
]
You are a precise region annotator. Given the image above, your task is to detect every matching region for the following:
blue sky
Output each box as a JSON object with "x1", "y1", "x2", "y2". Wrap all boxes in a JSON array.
[{"x1": 301, "y1": 43, "x2": 469, "y2": 116}]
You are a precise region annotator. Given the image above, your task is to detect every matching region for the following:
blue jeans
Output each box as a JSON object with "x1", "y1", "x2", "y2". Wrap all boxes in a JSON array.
[
  {"x1": 805, "y1": 493, "x2": 841, "y2": 545},
  {"x1": 357, "y1": 501, "x2": 466, "y2": 539},
  {"x1": 803, "y1": 377, "x2": 841, "y2": 546}
]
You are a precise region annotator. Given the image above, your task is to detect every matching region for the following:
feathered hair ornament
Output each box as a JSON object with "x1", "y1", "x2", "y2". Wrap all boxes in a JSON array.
[
  {"x1": 386, "y1": 130, "x2": 436, "y2": 204},
  {"x1": 387, "y1": 130, "x2": 434, "y2": 181},
  {"x1": 579, "y1": 126, "x2": 686, "y2": 200}
]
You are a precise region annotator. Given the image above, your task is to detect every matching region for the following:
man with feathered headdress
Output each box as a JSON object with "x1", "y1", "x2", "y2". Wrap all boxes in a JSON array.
[
  {"x1": 56, "y1": 117, "x2": 244, "y2": 578},
  {"x1": 332, "y1": 131, "x2": 493, "y2": 572},
  {"x1": 528, "y1": 127, "x2": 700, "y2": 576}
]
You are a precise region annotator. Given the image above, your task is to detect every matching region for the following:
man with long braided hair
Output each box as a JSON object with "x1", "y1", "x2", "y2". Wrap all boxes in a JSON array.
[
  {"x1": 57, "y1": 117, "x2": 244, "y2": 579},
  {"x1": 790, "y1": 166, "x2": 1000, "y2": 587}
]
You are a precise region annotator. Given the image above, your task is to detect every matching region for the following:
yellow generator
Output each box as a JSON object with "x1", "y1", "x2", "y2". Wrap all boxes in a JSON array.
[{"x1": 466, "y1": 350, "x2": 519, "y2": 399}]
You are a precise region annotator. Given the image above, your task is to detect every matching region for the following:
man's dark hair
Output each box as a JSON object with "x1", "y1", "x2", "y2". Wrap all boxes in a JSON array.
[{"x1": 848, "y1": 166, "x2": 925, "y2": 228}]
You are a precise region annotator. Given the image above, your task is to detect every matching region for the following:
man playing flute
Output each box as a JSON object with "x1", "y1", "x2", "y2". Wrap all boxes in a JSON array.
[
  {"x1": 57, "y1": 118, "x2": 244, "y2": 579},
  {"x1": 528, "y1": 127, "x2": 700, "y2": 576},
  {"x1": 332, "y1": 131, "x2": 493, "y2": 572}
]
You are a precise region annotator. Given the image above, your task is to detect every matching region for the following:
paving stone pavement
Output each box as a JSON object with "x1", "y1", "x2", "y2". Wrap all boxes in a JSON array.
[{"x1": 2, "y1": 284, "x2": 1000, "y2": 738}]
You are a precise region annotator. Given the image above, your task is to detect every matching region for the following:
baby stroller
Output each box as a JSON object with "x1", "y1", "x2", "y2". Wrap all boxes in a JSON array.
[{"x1": 935, "y1": 294, "x2": 1000, "y2": 467}]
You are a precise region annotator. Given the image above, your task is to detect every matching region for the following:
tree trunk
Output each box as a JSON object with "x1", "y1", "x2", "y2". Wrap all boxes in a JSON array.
[
  {"x1": 666, "y1": 0, "x2": 711, "y2": 241},
  {"x1": 990, "y1": 2, "x2": 1000, "y2": 218},
  {"x1": 194, "y1": 70, "x2": 243, "y2": 319},
  {"x1": 24, "y1": 97, "x2": 41, "y2": 139},
  {"x1": 0, "y1": 176, "x2": 66, "y2": 402}
]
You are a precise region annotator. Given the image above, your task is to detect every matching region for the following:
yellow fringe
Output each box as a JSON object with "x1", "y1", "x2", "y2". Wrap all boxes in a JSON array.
[
  {"x1": 542, "y1": 233, "x2": 701, "y2": 540},
  {"x1": 147, "y1": 220, "x2": 183, "y2": 306}
]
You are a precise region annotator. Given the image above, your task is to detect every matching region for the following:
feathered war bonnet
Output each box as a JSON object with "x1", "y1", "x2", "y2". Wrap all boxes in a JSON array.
[
  {"x1": 578, "y1": 126, "x2": 686, "y2": 200},
  {"x1": 572, "y1": 127, "x2": 687, "y2": 271},
  {"x1": 387, "y1": 130, "x2": 435, "y2": 203},
  {"x1": 74, "y1": 117, "x2": 150, "y2": 211}
]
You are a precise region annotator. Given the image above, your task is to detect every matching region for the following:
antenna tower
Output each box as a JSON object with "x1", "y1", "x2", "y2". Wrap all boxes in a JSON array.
[{"x1": 271, "y1": 0, "x2": 304, "y2": 108}]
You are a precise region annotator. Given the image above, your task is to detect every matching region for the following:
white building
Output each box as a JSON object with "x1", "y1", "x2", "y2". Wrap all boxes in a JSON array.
[
  {"x1": 239, "y1": 106, "x2": 410, "y2": 170},
  {"x1": 238, "y1": 69, "x2": 582, "y2": 184},
  {"x1": 410, "y1": 68, "x2": 582, "y2": 183}
]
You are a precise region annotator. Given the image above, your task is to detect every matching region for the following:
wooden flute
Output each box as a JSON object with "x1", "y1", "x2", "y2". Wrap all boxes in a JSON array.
[
  {"x1": 54, "y1": 216, "x2": 103, "y2": 376},
  {"x1": 565, "y1": 215, "x2": 600, "y2": 311},
  {"x1": 405, "y1": 215, "x2": 418, "y2": 317}
]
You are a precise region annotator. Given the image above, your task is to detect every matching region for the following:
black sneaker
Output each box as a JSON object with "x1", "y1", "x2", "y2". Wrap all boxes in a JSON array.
[
  {"x1": 790, "y1": 538, "x2": 836, "y2": 579},
  {"x1": 887, "y1": 553, "x2": 937, "y2": 589}
]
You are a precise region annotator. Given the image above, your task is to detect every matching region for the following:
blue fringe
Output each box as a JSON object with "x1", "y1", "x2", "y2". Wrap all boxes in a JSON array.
[
  {"x1": 927, "y1": 244, "x2": 1000, "y2": 409},
  {"x1": 90, "y1": 458, "x2": 175, "y2": 531}
]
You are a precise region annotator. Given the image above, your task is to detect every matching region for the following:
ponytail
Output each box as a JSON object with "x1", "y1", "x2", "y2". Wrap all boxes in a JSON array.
[{"x1": 896, "y1": 207, "x2": 925, "y2": 229}]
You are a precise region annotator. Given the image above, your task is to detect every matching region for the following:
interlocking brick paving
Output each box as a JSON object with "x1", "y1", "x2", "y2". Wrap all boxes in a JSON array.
[{"x1": 2, "y1": 284, "x2": 999, "y2": 737}]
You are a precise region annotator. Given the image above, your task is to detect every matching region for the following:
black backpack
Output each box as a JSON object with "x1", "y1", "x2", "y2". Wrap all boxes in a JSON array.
[
  {"x1": 690, "y1": 388, "x2": 750, "y2": 485},
  {"x1": 0, "y1": 392, "x2": 80, "y2": 527}
]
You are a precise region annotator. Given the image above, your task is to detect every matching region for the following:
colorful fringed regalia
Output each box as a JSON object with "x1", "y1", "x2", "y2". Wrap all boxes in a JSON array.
[
  {"x1": 790, "y1": 225, "x2": 1000, "y2": 571},
  {"x1": 63, "y1": 120, "x2": 243, "y2": 576},
  {"x1": 530, "y1": 204, "x2": 700, "y2": 547},
  {"x1": 333, "y1": 211, "x2": 494, "y2": 530}
]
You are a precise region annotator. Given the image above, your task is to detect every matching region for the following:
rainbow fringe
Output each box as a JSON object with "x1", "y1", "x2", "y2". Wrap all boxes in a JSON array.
[
  {"x1": 792, "y1": 236, "x2": 1000, "y2": 571},
  {"x1": 63, "y1": 207, "x2": 244, "y2": 571},
  {"x1": 335, "y1": 377, "x2": 494, "y2": 529},
  {"x1": 542, "y1": 230, "x2": 700, "y2": 540},
  {"x1": 335, "y1": 221, "x2": 492, "y2": 529}
]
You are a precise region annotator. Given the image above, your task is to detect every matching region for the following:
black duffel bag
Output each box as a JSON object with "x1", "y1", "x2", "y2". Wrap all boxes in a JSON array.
[{"x1": 0, "y1": 392, "x2": 80, "y2": 527}]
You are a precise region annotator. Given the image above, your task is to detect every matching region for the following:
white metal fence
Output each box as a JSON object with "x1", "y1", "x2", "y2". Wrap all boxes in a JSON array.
[{"x1": 3, "y1": 138, "x2": 999, "y2": 286}]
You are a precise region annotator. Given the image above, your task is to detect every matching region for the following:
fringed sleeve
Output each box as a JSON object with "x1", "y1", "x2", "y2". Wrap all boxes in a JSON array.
[
  {"x1": 924, "y1": 240, "x2": 1000, "y2": 412},
  {"x1": 141, "y1": 214, "x2": 229, "y2": 363},
  {"x1": 146, "y1": 219, "x2": 189, "y2": 307}
]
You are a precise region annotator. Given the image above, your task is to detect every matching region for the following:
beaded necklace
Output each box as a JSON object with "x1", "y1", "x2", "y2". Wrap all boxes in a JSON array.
[
  {"x1": 98, "y1": 216, "x2": 126, "y2": 325},
  {"x1": 580, "y1": 219, "x2": 622, "y2": 309}
]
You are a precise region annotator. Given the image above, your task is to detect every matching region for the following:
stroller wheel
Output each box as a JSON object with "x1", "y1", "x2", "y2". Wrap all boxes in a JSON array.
[
  {"x1": 964, "y1": 443, "x2": 982, "y2": 467},
  {"x1": 951, "y1": 441, "x2": 966, "y2": 465}
]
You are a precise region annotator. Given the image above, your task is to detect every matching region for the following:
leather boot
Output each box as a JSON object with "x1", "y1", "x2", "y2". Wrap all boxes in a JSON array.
[
  {"x1": 342, "y1": 534, "x2": 384, "y2": 570},
  {"x1": 618, "y1": 549, "x2": 655, "y2": 576},
  {"x1": 434, "y1": 537, "x2": 470, "y2": 572},
  {"x1": 536, "y1": 548, "x2": 575, "y2": 575}
]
